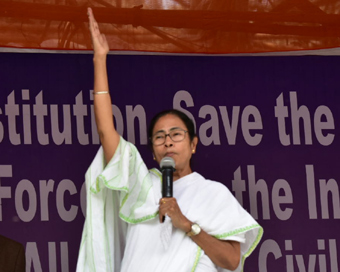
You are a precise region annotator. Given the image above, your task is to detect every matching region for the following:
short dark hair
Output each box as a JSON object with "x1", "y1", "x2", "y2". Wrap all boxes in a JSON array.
[{"x1": 148, "y1": 109, "x2": 196, "y2": 148}]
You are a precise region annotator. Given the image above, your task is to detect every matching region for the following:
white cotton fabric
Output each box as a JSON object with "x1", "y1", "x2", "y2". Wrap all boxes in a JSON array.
[
  {"x1": 76, "y1": 137, "x2": 263, "y2": 272},
  {"x1": 160, "y1": 215, "x2": 173, "y2": 250}
]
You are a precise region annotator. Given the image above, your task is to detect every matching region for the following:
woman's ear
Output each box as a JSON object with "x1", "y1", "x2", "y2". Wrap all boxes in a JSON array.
[{"x1": 191, "y1": 136, "x2": 198, "y2": 153}]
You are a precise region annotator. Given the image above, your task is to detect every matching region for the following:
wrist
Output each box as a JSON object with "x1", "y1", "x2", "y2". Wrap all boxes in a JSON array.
[
  {"x1": 93, "y1": 54, "x2": 107, "y2": 63},
  {"x1": 183, "y1": 220, "x2": 192, "y2": 233}
]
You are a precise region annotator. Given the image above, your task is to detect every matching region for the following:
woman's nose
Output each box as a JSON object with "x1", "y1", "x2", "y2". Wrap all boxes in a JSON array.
[{"x1": 164, "y1": 134, "x2": 173, "y2": 147}]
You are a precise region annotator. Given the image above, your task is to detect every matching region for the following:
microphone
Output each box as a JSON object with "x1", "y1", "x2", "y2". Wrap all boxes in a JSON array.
[
  {"x1": 160, "y1": 157, "x2": 175, "y2": 223},
  {"x1": 160, "y1": 157, "x2": 175, "y2": 198}
]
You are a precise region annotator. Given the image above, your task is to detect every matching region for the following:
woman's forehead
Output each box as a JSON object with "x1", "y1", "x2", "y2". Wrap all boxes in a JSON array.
[{"x1": 153, "y1": 114, "x2": 187, "y2": 133}]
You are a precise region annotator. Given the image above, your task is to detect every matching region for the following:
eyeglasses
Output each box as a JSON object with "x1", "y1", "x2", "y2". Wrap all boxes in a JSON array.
[{"x1": 152, "y1": 128, "x2": 188, "y2": 146}]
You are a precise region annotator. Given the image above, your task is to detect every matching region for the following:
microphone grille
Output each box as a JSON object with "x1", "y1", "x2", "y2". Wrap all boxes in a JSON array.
[{"x1": 160, "y1": 157, "x2": 175, "y2": 169}]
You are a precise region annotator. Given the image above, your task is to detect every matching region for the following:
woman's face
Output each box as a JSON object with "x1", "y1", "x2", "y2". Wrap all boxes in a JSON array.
[{"x1": 152, "y1": 114, "x2": 197, "y2": 176}]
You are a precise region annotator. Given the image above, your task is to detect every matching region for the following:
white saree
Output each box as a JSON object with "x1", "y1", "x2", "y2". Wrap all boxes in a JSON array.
[{"x1": 76, "y1": 137, "x2": 263, "y2": 272}]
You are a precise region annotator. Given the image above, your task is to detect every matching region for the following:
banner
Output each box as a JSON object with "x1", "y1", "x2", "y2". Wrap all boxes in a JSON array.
[{"x1": 1, "y1": 53, "x2": 339, "y2": 271}]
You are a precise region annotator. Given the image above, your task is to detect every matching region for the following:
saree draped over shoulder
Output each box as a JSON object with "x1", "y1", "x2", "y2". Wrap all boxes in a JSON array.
[{"x1": 76, "y1": 137, "x2": 263, "y2": 272}]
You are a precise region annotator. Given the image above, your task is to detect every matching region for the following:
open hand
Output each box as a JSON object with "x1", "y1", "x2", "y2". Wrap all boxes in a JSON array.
[{"x1": 87, "y1": 7, "x2": 109, "y2": 56}]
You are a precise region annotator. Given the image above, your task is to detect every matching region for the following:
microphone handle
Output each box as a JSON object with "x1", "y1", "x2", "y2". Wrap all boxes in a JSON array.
[
  {"x1": 162, "y1": 167, "x2": 173, "y2": 198},
  {"x1": 162, "y1": 167, "x2": 173, "y2": 222}
]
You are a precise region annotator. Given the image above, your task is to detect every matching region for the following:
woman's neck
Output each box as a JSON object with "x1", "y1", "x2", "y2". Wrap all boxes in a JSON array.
[{"x1": 173, "y1": 167, "x2": 192, "y2": 181}]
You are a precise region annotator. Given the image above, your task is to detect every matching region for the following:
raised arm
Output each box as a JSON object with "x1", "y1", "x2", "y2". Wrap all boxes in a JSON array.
[{"x1": 88, "y1": 7, "x2": 120, "y2": 163}]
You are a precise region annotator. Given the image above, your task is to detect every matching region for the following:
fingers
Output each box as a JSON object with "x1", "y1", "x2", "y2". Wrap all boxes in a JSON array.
[
  {"x1": 87, "y1": 7, "x2": 100, "y2": 36},
  {"x1": 159, "y1": 198, "x2": 172, "y2": 210},
  {"x1": 87, "y1": 7, "x2": 94, "y2": 27},
  {"x1": 159, "y1": 198, "x2": 176, "y2": 222},
  {"x1": 159, "y1": 198, "x2": 169, "y2": 222},
  {"x1": 158, "y1": 198, "x2": 190, "y2": 231},
  {"x1": 87, "y1": 7, "x2": 109, "y2": 54},
  {"x1": 87, "y1": 7, "x2": 96, "y2": 24}
]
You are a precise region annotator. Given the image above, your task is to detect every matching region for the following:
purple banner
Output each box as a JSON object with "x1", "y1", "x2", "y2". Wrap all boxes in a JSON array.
[{"x1": 1, "y1": 53, "x2": 340, "y2": 271}]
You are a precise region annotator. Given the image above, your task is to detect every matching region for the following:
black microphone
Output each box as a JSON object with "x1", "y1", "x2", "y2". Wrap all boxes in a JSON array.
[
  {"x1": 160, "y1": 157, "x2": 175, "y2": 222},
  {"x1": 160, "y1": 157, "x2": 175, "y2": 197}
]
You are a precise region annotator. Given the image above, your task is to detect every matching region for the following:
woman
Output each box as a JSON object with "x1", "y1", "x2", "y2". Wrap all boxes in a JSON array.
[{"x1": 76, "y1": 8, "x2": 262, "y2": 272}]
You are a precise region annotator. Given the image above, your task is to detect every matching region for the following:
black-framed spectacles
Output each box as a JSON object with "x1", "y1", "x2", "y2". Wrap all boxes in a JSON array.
[{"x1": 151, "y1": 128, "x2": 188, "y2": 146}]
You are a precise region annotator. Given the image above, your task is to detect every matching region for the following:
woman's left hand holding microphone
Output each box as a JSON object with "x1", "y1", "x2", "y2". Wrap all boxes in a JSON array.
[{"x1": 159, "y1": 198, "x2": 191, "y2": 233}]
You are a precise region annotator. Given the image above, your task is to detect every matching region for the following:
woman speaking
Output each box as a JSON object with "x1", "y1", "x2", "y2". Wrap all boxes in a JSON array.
[{"x1": 77, "y1": 8, "x2": 263, "y2": 272}]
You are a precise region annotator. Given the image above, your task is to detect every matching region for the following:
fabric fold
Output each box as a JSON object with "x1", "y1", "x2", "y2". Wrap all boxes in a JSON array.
[{"x1": 160, "y1": 215, "x2": 173, "y2": 250}]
